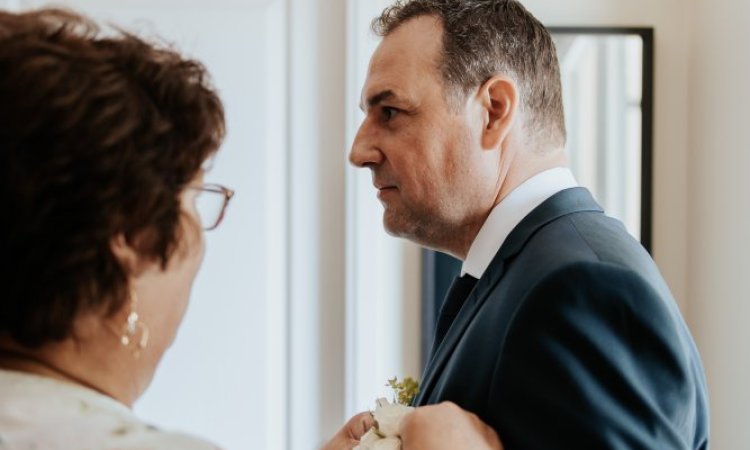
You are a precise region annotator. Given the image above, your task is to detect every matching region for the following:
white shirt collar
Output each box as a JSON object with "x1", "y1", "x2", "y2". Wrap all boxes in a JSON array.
[{"x1": 461, "y1": 167, "x2": 579, "y2": 279}]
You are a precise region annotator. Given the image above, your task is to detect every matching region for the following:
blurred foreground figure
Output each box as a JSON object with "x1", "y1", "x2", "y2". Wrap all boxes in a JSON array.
[{"x1": 0, "y1": 8, "x2": 232, "y2": 449}]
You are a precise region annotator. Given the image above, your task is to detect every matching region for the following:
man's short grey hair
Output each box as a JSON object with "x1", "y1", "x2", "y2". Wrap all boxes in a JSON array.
[{"x1": 373, "y1": 0, "x2": 566, "y2": 150}]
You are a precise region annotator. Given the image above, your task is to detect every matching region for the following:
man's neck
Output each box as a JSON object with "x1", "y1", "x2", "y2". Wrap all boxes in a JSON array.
[
  {"x1": 492, "y1": 149, "x2": 568, "y2": 211},
  {"x1": 445, "y1": 151, "x2": 569, "y2": 260}
]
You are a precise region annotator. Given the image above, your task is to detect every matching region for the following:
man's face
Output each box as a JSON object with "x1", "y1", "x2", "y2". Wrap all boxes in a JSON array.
[{"x1": 349, "y1": 16, "x2": 498, "y2": 249}]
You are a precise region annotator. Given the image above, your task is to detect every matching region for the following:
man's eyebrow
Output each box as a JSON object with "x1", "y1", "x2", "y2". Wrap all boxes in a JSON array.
[{"x1": 359, "y1": 89, "x2": 395, "y2": 112}]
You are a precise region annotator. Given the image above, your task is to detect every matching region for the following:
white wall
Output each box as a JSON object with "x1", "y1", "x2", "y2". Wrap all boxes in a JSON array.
[
  {"x1": 687, "y1": 0, "x2": 750, "y2": 447},
  {"x1": 286, "y1": 0, "x2": 349, "y2": 447}
]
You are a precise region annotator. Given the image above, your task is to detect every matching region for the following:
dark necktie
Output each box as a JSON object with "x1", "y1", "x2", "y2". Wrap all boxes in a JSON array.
[{"x1": 434, "y1": 274, "x2": 479, "y2": 349}]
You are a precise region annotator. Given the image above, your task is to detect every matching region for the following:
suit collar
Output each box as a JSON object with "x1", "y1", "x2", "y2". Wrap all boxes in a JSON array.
[
  {"x1": 462, "y1": 168, "x2": 578, "y2": 279},
  {"x1": 495, "y1": 187, "x2": 603, "y2": 262},
  {"x1": 415, "y1": 187, "x2": 603, "y2": 404}
]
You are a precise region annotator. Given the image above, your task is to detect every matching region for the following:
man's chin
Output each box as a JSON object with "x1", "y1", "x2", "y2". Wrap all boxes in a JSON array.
[
  {"x1": 382, "y1": 215, "x2": 405, "y2": 238},
  {"x1": 382, "y1": 211, "x2": 409, "y2": 237},
  {"x1": 382, "y1": 210, "x2": 455, "y2": 253},
  {"x1": 382, "y1": 211, "x2": 425, "y2": 242}
]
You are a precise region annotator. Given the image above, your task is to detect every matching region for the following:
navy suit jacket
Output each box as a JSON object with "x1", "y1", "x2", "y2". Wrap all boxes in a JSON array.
[{"x1": 415, "y1": 188, "x2": 709, "y2": 450}]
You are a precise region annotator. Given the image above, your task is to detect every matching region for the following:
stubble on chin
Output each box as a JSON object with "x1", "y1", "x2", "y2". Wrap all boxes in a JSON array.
[
  {"x1": 382, "y1": 203, "x2": 443, "y2": 249},
  {"x1": 381, "y1": 196, "x2": 480, "y2": 258}
]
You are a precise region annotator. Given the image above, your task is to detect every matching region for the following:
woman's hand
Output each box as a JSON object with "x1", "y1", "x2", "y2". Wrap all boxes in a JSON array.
[
  {"x1": 321, "y1": 411, "x2": 376, "y2": 450},
  {"x1": 399, "y1": 402, "x2": 503, "y2": 450}
]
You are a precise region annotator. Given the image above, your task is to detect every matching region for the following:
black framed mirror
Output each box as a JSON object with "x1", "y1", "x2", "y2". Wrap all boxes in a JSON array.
[{"x1": 420, "y1": 27, "x2": 655, "y2": 368}]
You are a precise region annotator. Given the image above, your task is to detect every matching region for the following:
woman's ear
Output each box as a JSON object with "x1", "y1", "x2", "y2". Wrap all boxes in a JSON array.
[
  {"x1": 477, "y1": 76, "x2": 519, "y2": 151},
  {"x1": 110, "y1": 233, "x2": 143, "y2": 276}
]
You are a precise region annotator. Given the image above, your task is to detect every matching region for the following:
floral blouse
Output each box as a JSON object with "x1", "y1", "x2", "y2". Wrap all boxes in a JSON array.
[{"x1": 0, "y1": 369, "x2": 220, "y2": 450}]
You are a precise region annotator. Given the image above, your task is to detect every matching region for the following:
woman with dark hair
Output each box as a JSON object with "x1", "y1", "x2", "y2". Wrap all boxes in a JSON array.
[{"x1": 0, "y1": 8, "x2": 233, "y2": 448}]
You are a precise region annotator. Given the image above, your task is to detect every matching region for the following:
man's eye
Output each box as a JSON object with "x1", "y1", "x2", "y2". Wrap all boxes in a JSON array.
[{"x1": 381, "y1": 107, "x2": 399, "y2": 121}]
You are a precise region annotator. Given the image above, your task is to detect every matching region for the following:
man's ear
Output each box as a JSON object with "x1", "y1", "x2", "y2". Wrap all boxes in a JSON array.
[
  {"x1": 477, "y1": 76, "x2": 518, "y2": 150},
  {"x1": 110, "y1": 233, "x2": 143, "y2": 277}
]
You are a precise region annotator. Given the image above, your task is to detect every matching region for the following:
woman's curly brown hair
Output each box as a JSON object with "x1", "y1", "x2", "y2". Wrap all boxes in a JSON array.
[{"x1": 0, "y1": 8, "x2": 226, "y2": 348}]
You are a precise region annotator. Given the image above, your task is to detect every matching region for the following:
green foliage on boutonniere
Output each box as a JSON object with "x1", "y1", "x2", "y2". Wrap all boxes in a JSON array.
[{"x1": 386, "y1": 376, "x2": 420, "y2": 406}]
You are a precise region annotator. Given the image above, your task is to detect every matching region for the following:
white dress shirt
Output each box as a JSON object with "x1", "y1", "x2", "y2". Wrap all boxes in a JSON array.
[{"x1": 461, "y1": 167, "x2": 579, "y2": 279}]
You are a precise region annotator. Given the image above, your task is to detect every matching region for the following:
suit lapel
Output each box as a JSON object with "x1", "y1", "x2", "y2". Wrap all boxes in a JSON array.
[
  {"x1": 414, "y1": 188, "x2": 604, "y2": 405},
  {"x1": 414, "y1": 258, "x2": 505, "y2": 404}
]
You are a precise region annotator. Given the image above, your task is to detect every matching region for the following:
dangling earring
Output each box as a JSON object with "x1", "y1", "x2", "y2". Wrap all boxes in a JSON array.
[{"x1": 121, "y1": 288, "x2": 149, "y2": 358}]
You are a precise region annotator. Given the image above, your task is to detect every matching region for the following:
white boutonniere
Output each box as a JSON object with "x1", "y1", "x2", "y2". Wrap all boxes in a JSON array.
[{"x1": 354, "y1": 377, "x2": 419, "y2": 450}]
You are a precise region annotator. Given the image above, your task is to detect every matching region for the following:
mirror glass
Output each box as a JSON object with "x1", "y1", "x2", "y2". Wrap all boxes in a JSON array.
[{"x1": 551, "y1": 29, "x2": 652, "y2": 246}]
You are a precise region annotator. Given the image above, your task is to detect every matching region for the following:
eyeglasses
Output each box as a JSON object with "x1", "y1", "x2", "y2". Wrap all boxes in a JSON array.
[{"x1": 189, "y1": 183, "x2": 235, "y2": 231}]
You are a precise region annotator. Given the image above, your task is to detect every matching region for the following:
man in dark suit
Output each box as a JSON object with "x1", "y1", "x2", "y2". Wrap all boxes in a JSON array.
[{"x1": 348, "y1": 0, "x2": 709, "y2": 448}]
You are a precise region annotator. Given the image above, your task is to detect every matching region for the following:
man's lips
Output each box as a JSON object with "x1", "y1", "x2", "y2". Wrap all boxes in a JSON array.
[
  {"x1": 373, "y1": 181, "x2": 396, "y2": 190},
  {"x1": 376, "y1": 185, "x2": 398, "y2": 199}
]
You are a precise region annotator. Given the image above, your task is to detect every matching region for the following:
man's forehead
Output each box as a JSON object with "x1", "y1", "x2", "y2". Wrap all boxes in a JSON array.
[
  {"x1": 360, "y1": 19, "x2": 443, "y2": 110},
  {"x1": 370, "y1": 17, "x2": 443, "y2": 71},
  {"x1": 359, "y1": 51, "x2": 412, "y2": 109}
]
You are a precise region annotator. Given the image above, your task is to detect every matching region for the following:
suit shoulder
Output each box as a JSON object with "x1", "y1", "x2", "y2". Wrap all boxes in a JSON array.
[
  {"x1": 513, "y1": 260, "x2": 666, "y2": 323},
  {"x1": 528, "y1": 211, "x2": 649, "y2": 266},
  {"x1": 489, "y1": 260, "x2": 705, "y2": 450},
  {"x1": 500, "y1": 260, "x2": 693, "y2": 384}
]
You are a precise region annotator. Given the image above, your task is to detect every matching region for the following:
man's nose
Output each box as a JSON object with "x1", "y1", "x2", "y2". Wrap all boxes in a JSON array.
[{"x1": 349, "y1": 120, "x2": 384, "y2": 168}]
